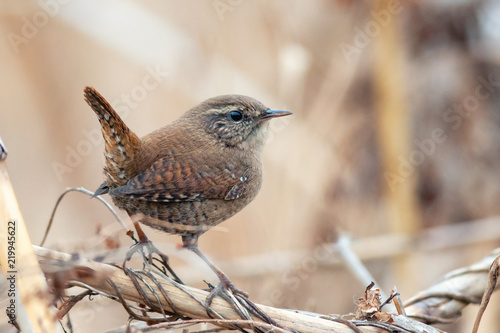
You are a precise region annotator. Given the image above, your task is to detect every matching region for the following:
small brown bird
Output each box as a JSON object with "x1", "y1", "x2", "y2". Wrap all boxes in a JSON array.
[{"x1": 84, "y1": 86, "x2": 291, "y2": 301}]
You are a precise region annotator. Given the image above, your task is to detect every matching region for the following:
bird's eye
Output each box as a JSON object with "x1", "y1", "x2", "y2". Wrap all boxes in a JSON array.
[{"x1": 228, "y1": 110, "x2": 244, "y2": 122}]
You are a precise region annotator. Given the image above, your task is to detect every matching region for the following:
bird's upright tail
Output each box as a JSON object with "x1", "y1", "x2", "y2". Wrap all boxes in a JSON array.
[{"x1": 84, "y1": 86, "x2": 140, "y2": 187}]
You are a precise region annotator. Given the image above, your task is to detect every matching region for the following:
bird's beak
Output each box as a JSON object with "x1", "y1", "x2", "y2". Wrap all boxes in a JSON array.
[{"x1": 261, "y1": 109, "x2": 293, "y2": 120}]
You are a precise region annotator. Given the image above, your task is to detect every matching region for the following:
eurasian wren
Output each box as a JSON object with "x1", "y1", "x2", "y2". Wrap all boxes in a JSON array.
[{"x1": 84, "y1": 86, "x2": 291, "y2": 301}]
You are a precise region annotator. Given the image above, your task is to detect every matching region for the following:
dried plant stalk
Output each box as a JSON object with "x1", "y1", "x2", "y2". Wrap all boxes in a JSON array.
[
  {"x1": 0, "y1": 138, "x2": 57, "y2": 332},
  {"x1": 35, "y1": 245, "x2": 408, "y2": 333},
  {"x1": 405, "y1": 248, "x2": 500, "y2": 323}
]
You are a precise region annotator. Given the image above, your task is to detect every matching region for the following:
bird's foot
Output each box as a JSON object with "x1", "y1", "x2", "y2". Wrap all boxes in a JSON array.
[
  {"x1": 204, "y1": 279, "x2": 278, "y2": 327},
  {"x1": 123, "y1": 238, "x2": 183, "y2": 284},
  {"x1": 224, "y1": 278, "x2": 249, "y2": 298},
  {"x1": 124, "y1": 237, "x2": 159, "y2": 265},
  {"x1": 204, "y1": 275, "x2": 249, "y2": 314}
]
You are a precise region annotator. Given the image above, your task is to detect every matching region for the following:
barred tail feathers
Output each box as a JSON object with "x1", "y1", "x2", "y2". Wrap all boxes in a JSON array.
[{"x1": 84, "y1": 86, "x2": 140, "y2": 186}]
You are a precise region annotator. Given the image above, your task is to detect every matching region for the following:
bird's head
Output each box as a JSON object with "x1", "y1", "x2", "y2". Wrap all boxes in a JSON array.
[{"x1": 184, "y1": 94, "x2": 291, "y2": 150}]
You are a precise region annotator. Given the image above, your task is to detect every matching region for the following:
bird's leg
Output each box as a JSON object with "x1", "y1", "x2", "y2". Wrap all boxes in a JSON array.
[
  {"x1": 191, "y1": 246, "x2": 248, "y2": 298},
  {"x1": 182, "y1": 235, "x2": 248, "y2": 309},
  {"x1": 124, "y1": 215, "x2": 183, "y2": 284},
  {"x1": 123, "y1": 219, "x2": 155, "y2": 263}
]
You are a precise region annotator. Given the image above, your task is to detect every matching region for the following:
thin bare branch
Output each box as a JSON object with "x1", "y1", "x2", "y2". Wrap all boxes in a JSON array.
[
  {"x1": 472, "y1": 252, "x2": 500, "y2": 333},
  {"x1": 41, "y1": 187, "x2": 129, "y2": 247}
]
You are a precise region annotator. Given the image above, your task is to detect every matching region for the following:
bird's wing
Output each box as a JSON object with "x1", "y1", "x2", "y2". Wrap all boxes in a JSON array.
[{"x1": 109, "y1": 156, "x2": 247, "y2": 202}]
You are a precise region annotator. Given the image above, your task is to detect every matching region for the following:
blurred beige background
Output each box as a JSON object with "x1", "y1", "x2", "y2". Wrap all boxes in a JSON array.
[{"x1": 2, "y1": 0, "x2": 500, "y2": 332}]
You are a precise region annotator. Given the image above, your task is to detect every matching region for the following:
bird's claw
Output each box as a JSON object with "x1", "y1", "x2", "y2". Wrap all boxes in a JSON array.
[
  {"x1": 123, "y1": 238, "x2": 159, "y2": 266},
  {"x1": 122, "y1": 239, "x2": 184, "y2": 284}
]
